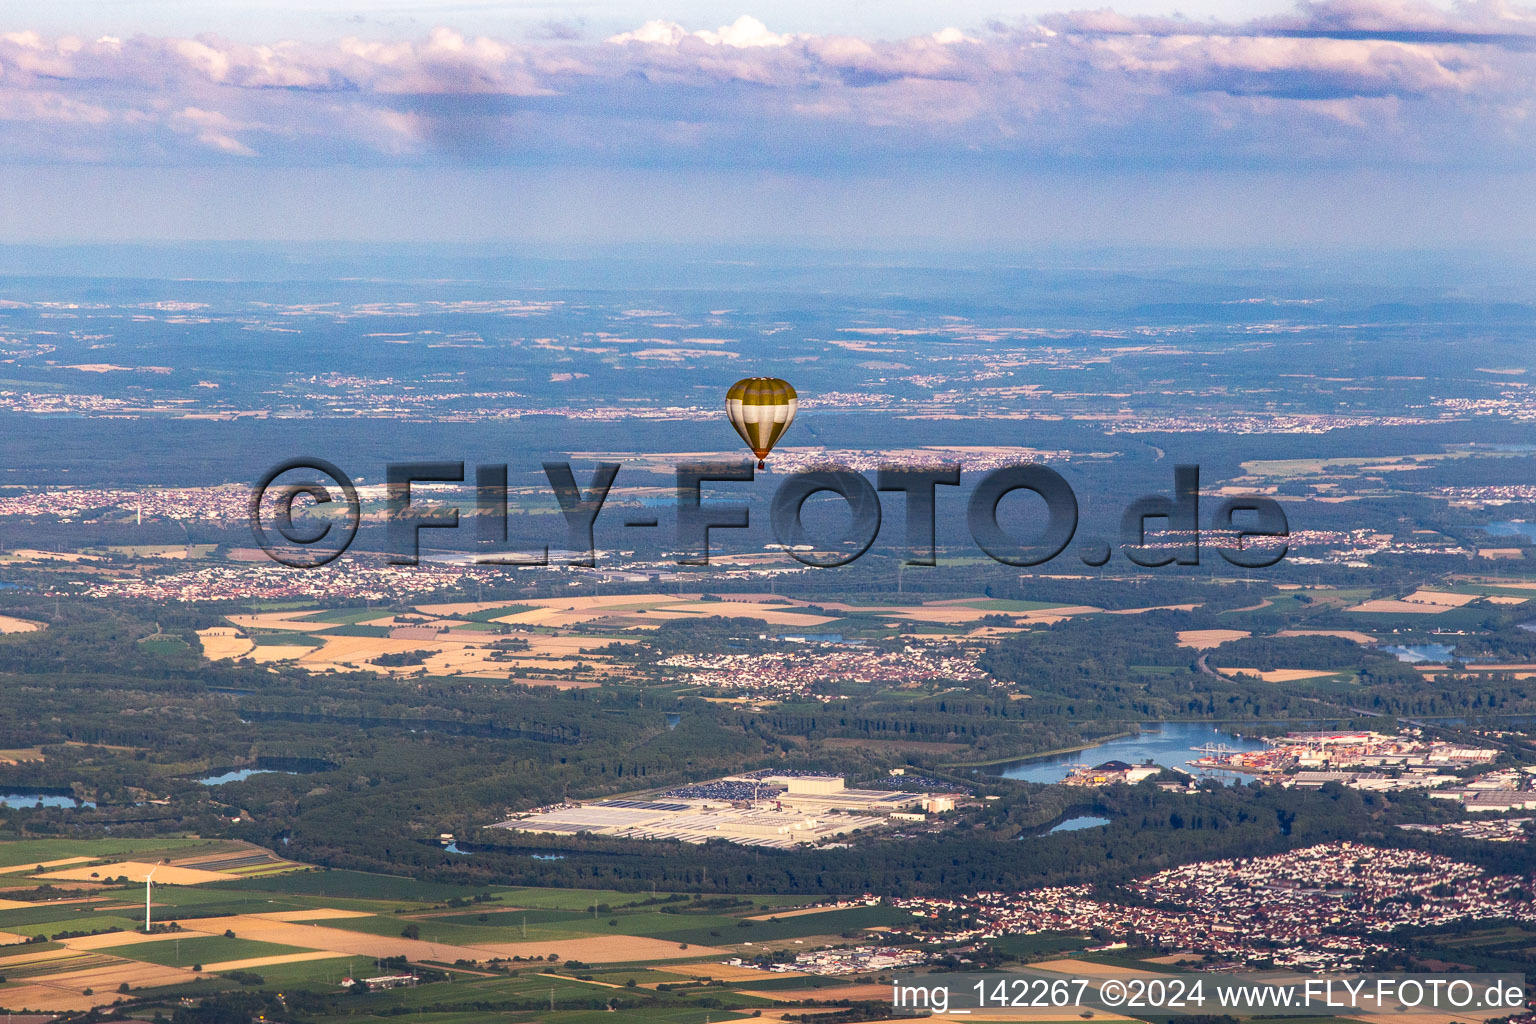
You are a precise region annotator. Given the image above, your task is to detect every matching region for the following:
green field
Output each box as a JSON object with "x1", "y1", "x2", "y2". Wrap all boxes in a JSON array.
[
  {"x1": 250, "y1": 632, "x2": 323, "y2": 646},
  {"x1": 463, "y1": 605, "x2": 535, "y2": 622},
  {"x1": 204, "y1": 868, "x2": 488, "y2": 902},
  {"x1": 987, "y1": 932, "x2": 1090, "y2": 958},
  {"x1": 0, "y1": 836, "x2": 210, "y2": 868},
  {"x1": 325, "y1": 912, "x2": 590, "y2": 945},
  {"x1": 295, "y1": 608, "x2": 389, "y2": 625}
]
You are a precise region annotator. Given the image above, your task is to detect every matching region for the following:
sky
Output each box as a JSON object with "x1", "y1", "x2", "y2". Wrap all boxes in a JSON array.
[{"x1": 0, "y1": 0, "x2": 1532, "y2": 247}]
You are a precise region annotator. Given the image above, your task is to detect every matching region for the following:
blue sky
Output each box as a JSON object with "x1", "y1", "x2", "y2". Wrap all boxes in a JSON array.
[{"x1": 0, "y1": 0, "x2": 1532, "y2": 246}]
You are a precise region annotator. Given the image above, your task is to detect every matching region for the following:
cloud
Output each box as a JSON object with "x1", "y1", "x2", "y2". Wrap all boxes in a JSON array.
[
  {"x1": 0, "y1": 0, "x2": 1528, "y2": 170},
  {"x1": 608, "y1": 15, "x2": 793, "y2": 47}
]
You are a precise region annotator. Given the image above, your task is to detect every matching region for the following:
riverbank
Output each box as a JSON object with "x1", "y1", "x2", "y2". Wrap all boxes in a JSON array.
[{"x1": 944, "y1": 730, "x2": 1141, "y2": 769}]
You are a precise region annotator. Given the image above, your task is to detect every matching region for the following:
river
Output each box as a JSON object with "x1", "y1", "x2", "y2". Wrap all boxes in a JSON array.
[{"x1": 993, "y1": 722, "x2": 1272, "y2": 785}]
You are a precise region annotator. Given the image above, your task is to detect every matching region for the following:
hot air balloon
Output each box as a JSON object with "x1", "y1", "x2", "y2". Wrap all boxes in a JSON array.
[{"x1": 726, "y1": 377, "x2": 798, "y2": 469}]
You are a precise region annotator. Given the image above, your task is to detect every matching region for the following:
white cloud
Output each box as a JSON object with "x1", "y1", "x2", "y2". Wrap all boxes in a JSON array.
[
  {"x1": 0, "y1": 0, "x2": 1527, "y2": 169},
  {"x1": 609, "y1": 14, "x2": 792, "y2": 47}
]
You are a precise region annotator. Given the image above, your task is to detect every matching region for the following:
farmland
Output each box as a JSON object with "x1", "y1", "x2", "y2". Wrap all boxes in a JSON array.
[{"x1": 0, "y1": 838, "x2": 920, "y2": 1019}]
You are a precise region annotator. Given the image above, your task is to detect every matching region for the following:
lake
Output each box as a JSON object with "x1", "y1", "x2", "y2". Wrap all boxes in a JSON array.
[
  {"x1": 994, "y1": 722, "x2": 1271, "y2": 785},
  {"x1": 1488, "y1": 521, "x2": 1536, "y2": 543},
  {"x1": 198, "y1": 768, "x2": 293, "y2": 785},
  {"x1": 1048, "y1": 815, "x2": 1109, "y2": 833},
  {"x1": 1379, "y1": 643, "x2": 1457, "y2": 663},
  {"x1": 0, "y1": 792, "x2": 95, "y2": 808}
]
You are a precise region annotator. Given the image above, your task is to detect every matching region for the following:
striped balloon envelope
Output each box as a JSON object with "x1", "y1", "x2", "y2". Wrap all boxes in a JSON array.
[{"x1": 725, "y1": 377, "x2": 798, "y2": 469}]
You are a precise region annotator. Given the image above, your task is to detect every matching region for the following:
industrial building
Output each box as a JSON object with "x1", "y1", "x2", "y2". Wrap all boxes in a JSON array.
[{"x1": 491, "y1": 773, "x2": 961, "y2": 849}]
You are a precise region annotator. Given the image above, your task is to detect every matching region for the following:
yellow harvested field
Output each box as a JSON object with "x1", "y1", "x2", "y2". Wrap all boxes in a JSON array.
[
  {"x1": 248, "y1": 644, "x2": 317, "y2": 663},
  {"x1": 430, "y1": 650, "x2": 579, "y2": 678},
  {"x1": 297, "y1": 635, "x2": 466, "y2": 670},
  {"x1": 744, "y1": 905, "x2": 860, "y2": 922},
  {"x1": 880, "y1": 604, "x2": 1096, "y2": 625},
  {"x1": 0, "y1": 984, "x2": 102, "y2": 1012},
  {"x1": 1031, "y1": 957, "x2": 1169, "y2": 978},
  {"x1": 38, "y1": 861, "x2": 233, "y2": 885},
  {"x1": 1486, "y1": 595, "x2": 1530, "y2": 605},
  {"x1": 252, "y1": 908, "x2": 374, "y2": 922},
  {"x1": 227, "y1": 611, "x2": 336, "y2": 631},
  {"x1": 201, "y1": 614, "x2": 631, "y2": 682},
  {"x1": 473, "y1": 936, "x2": 728, "y2": 962},
  {"x1": 0, "y1": 946, "x2": 81, "y2": 967},
  {"x1": 492, "y1": 607, "x2": 569, "y2": 626},
  {"x1": 524, "y1": 634, "x2": 640, "y2": 653},
  {"x1": 28, "y1": 958, "x2": 195, "y2": 992},
  {"x1": 416, "y1": 600, "x2": 536, "y2": 616},
  {"x1": 516, "y1": 594, "x2": 701, "y2": 610},
  {"x1": 0, "y1": 931, "x2": 27, "y2": 944},
  {"x1": 201, "y1": 950, "x2": 345, "y2": 972},
  {"x1": 0, "y1": 615, "x2": 44, "y2": 633},
  {"x1": 683, "y1": 963, "x2": 810, "y2": 982},
  {"x1": 1176, "y1": 629, "x2": 1250, "y2": 650},
  {"x1": 1349, "y1": 599, "x2": 1453, "y2": 614},
  {"x1": 8, "y1": 549, "x2": 93, "y2": 562},
  {"x1": 656, "y1": 601, "x2": 836, "y2": 626},
  {"x1": 1404, "y1": 590, "x2": 1479, "y2": 606},
  {"x1": 462, "y1": 593, "x2": 820, "y2": 628},
  {"x1": 176, "y1": 914, "x2": 724, "y2": 965},
  {"x1": 198, "y1": 631, "x2": 253, "y2": 660},
  {"x1": 178, "y1": 916, "x2": 490, "y2": 962},
  {"x1": 742, "y1": 984, "x2": 891, "y2": 1002},
  {"x1": 63, "y1": 931, "x2": 182, "y2": 951},
  {"x1": 1217, "y1": 667, "x2": 1337, "y2": 682},
  {"x1": 1275, "y1": 629, "x2": 1378, "y2": 644}
]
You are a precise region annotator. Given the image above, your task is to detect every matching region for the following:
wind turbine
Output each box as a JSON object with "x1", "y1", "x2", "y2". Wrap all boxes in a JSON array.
[{"x1": 144, "y1": 865, "x2": 159, "y2": 931}]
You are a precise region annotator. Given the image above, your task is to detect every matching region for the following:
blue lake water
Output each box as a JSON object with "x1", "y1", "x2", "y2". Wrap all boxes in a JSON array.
[
  {"x1": 666, "y1": 713, "x2": 681, "y2": 730},
  {"x1": 1488, "y1": 521, "x2": 1536, "y2": 542},
  {"x1": 198, "y1": 768, "x2": 292, "y2": 785},
  {"x1": 1048, "y1": 815, "x2": 1110, "y2": 833},
  {"x1": 0, "y1": 792, "x2": 95, "y2": 808},
  {"x1": 1379, "y1": 643, "x2": 1457, "y2": 663},
  {"x1": 994, "y1": 722, "x2": 1271, "y2": 785},
  {"x1": 445, "y1": 842, "x2": 471, "y2": 856}
]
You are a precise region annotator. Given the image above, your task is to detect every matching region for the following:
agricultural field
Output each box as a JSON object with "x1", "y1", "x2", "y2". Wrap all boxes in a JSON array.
[
  {"x1": 192, "y1": 591, "x2": 1178, "y2": 690},
  {"x1": 0, "y1": 839, "x2": 925, "y2": 1017}
]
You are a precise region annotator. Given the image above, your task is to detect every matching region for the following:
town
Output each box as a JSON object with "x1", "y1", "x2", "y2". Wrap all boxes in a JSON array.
[{"x1": 893, "y1": 842, "x2": 1536, "y2": 971}]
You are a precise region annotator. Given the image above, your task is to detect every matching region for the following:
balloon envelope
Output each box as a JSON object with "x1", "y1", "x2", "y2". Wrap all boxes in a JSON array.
[{"x1": 726, "y1": 377, "x2": 797, "y2": 468}]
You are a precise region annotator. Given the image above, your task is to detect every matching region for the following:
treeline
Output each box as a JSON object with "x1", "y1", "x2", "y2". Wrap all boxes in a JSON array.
[
  {"x1": 279, "y1": 781, "x2": 1441, "y2": 897},
  {"x1": 1209, "y1": 634, "x2": 1394, "y2": 672}
]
